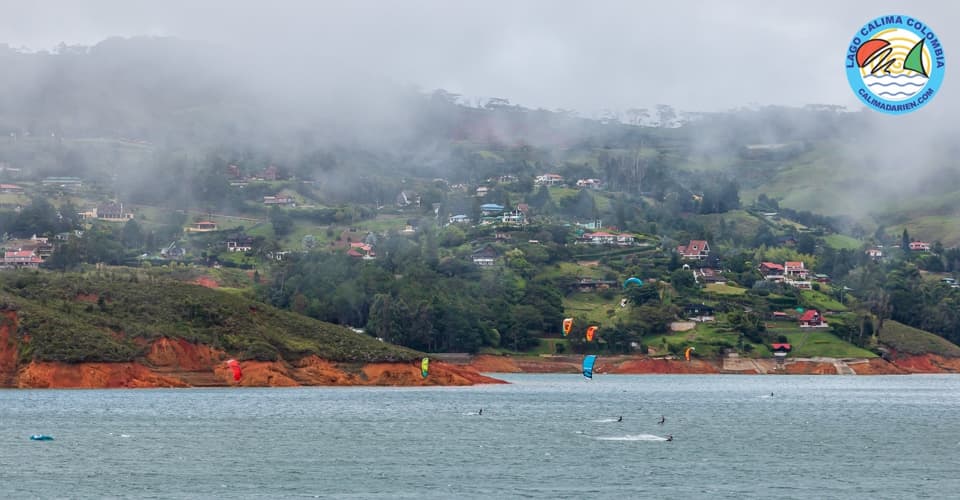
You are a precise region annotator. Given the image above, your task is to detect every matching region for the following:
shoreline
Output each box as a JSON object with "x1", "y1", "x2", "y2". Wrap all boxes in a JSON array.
[{"x1": 454, "y1": 353, "x2": 960, "y2": 376}]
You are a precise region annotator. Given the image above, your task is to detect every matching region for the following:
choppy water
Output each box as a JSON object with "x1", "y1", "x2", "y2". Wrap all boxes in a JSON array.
[{"x1": 2, "y1": 374, "x2": 959, "y2": 499}]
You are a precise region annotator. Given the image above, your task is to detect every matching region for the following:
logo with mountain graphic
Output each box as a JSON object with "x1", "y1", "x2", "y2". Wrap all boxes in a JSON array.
[{"x1": 846, "y1": 15, "x2": 945, "y2": 114}]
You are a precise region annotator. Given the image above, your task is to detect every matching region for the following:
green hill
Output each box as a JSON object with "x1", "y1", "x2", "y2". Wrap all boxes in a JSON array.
[
  {"x1": 877, "y1": 320, "x2": 960, "y2": 357},
  {"x1": 1, "y1": 270, "x2": 419, "y2": 364}
]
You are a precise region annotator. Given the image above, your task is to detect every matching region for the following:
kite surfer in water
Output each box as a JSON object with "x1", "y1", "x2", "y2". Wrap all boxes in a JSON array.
[
  {"x1": 666, "y1": 434, "x2": 673, "y2": 442},
  {"x1": 478, "y1": 408, "x2": 483, "y2": 415},
  {"x1": 658, "y1": 415, "x2": 665, "y2": 425},
  {"x1": 617, "y1": 416, "x2": 623, "y2": 422}
]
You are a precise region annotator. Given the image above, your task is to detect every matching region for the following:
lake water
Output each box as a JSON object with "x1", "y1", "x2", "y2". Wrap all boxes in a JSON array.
[{"x1": 2, "y1": 374, "x2": 959, "y2": 499}]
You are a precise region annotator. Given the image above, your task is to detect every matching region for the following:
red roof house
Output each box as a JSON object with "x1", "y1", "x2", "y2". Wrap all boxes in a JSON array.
[
  {"x1": 677, "y1": 240, "x2": 710, "y2": 260},
  {"x1": 798, "y1": 309, "x2": 824, "y2": 327}
]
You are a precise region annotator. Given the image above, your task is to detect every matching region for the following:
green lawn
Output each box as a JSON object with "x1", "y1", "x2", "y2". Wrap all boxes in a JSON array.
[{"x1": 782, "y1": 330, "x2": 877, "y2": 358}]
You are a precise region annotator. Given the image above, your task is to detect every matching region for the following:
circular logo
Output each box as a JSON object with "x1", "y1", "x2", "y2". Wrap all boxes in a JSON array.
[{"x1": 846, "y1": 15, "x2": 945, "y2": 114}]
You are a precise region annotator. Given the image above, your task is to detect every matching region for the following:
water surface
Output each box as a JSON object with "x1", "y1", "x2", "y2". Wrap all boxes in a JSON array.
[{"x1": 2, "y1": 374, "x2": 958, "y2": 499}]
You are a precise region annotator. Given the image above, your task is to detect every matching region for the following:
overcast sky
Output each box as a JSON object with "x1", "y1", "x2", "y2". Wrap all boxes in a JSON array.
[{"x1": 0, "y1": 0, "x2": 954, "y2": 113}]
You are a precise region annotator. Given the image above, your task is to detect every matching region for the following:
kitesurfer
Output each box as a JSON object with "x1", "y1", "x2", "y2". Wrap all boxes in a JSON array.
[
  {"x1": 479, "y1": 408, "x2": 483, "y2": 415},
  {"x1": 658, "y1": 415, "x2": 665, "y2": 425},
  {"x1": 617, "y1": 416, "x2": 623, "y2": 422},
  {"x1": 770, "y1": 392, "x2": 774, "y2": 397},
  {"x1": 666, "y1": 434, "x2": 673, "y2": 442}
]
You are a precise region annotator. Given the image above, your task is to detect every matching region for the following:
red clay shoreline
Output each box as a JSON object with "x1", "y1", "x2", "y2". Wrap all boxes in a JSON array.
[{"x1": 460, "y1": 353, "x2": 960, "y2": 376}]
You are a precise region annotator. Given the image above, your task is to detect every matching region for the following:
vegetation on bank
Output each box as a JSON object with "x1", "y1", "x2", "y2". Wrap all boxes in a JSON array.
[{"x1": 0, "y1": 270, "x2": 420, "y2": 364}]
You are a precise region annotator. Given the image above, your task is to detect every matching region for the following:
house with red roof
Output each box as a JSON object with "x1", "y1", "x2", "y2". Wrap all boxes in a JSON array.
[
  {"x1": 909, "y1": 241, "x2": 930, "y2": 252},
  {"x1": 348, "y1": 242, "x2": 376, "y2": 260},
  {"x1": 759, "y1": 262, "x2": 785, "y2": 279},
  {"x1": 677, "y1": 240, "x2": 710, "y2": 260},
  {"x1": 3, "y1": 249, "x2": 41, "y2": 268},
  {"x1": 798, "y1": 309, "x2": 826, "y2": 328}
]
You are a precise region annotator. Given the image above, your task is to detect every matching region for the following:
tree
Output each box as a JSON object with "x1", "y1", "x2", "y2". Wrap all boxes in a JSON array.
[
  {"x1": 270, "y1": 206, "x2": 294, "y2": 237},
  {"x1": 121, "y1": 219, "x2": 144, "y2": 250},
  {"x1": 797, "y1": 233, "x2": 816, "y2": 255},
  {"x1": 626, "y1": 282, "x2": 660, "y2": 306},
  {"x1": 901, "y1": 228, "x2": 910, "y2": 252}
]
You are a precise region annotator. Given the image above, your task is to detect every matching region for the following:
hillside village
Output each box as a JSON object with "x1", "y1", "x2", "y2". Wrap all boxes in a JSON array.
[{"x1": 2, "y1": 146, "x2": 960, "y2": 366}]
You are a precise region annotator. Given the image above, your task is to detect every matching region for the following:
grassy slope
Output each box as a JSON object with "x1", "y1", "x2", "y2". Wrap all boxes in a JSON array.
[
  {"x1": 1, "y1": 270, "x2": 419, "y2": 364},
  {"x1": 877, "y1": 320, "x2": 960, "y2": 356},
  {"x1": 823, "y1": 234, "x2": 862, "y2": 250}
]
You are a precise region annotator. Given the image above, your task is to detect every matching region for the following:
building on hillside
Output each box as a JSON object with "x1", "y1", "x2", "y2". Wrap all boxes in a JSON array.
[
  {"x1": 471, "y1": 245, "x2": 499, "y2": 267},
  {"x1": 784, "y1": 261, "x2": 808, "y2": 279},
  {"x1": 683, "y1": 303, "x2": 716, "y2": 322},
  {"x1": 2, "y1": 249, "x2": 42, "y2": 269},
  {"x1": 677, "y1": 240, "x2": 710, "y2": 260},
  {"x1": 263, "y1": 195, "x2": 295, "y2": 206},
  {"x1": 475, "y1": 186, "x2": 490, "y2": 197},
  {"x1": 226, "y1": 236, "x2": 255, "y2": 252},
  {"x1": 501, "y1": 209, "x2": 526, "y2": 225},
  {"x1": 188, "y1": 220, "x2": 218, "y2": 232},
  {"x1": 448, "y1": 214, "x2": 471, "y2": 224},
  {"x1": 96, "y1": 201, "x2": 133, "y2": 221},
  {"x1": 759, "y1": 262, "x2": 785, "y2": 280},
  {"x1": 396, "y1": 190, "x2": 420, "y2": 207},
  {"x1": 0, "y1": 183, "x2": 23, "y2": 193},
  {"x1": 576, "y1": 178, "x2": 602, "y2": 189},
  {"x1": 694, "y1": 267, "x2": 726, "y2": 284},
  {"x1": 798, "y1": 309, "x2": 826, "y2": 328},
  {"x1": 348, "y1": 242, "x2": 376, "y2": 260},
  {"x1": 909, "y1": 241, "x2": 931, "y2": 252},
  {"x1": 534, "y1": 173, "x2": 564, "y2": 186},
  {"x1": 866, "y1": 248, "x2": 883, "y2": 260}
]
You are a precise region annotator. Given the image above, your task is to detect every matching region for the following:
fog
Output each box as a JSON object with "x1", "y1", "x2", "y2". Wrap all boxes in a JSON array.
[
  {"x1": 3, "y1": 0, "x2": 955, "y2": 113},
  {"x1": 1, "y1": 1, "x2": 958, "y2": 221}
]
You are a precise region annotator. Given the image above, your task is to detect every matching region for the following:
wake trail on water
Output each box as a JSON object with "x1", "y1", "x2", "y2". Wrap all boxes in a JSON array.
[
  {"x1": 591, "y1": 418, "x2": 620, "y2": 423},
  {"x1": 595, "y1": 434, "x2": 668, "y2": 442}
]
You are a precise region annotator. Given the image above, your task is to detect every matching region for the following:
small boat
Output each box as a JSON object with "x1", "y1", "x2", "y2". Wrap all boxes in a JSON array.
[{"x1": 30, "y1": 434, "x2": 54, "y2": 441}]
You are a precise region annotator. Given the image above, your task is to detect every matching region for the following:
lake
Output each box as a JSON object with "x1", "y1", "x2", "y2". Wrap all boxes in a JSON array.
[{"x1": 2, "y1": 374, "x2": 958, "y2": 499}]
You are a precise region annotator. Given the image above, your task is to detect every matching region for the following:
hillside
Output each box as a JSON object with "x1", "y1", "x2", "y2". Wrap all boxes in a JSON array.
[{"x1": 0, "y1": 270, "x2": 501, "y2": 387}]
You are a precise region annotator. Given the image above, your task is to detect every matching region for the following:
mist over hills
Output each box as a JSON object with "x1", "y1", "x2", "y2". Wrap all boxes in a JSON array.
[{"x1": 0, "y1": 36, "x2": 958, "y2": 239}]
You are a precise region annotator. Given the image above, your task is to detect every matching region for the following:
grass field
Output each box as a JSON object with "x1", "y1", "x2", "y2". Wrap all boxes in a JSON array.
[
  {"x1": 800, "y1": 289, "x2": 846, "y2": 311},
  {"x1": 781, "y1": 329, "x2": 877, "y2": 358},
  {"x1": 539, "y1": 261, "x2": 609, "y2": 280},
  {"x1": 562, "y1": 292, "x2": 625, "y2": 327},
  {"x1": 704, "y1": 283, "x2": 747, "y2": 295},
  {"x1": 823, "y1": 234, "x2": 862, "y2": 250}
]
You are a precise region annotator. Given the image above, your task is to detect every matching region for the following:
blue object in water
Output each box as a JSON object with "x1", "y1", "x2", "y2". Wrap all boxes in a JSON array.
[
  {"x1": 30, "y1": 434, "x2": 54, "y2": 441},
  {"x1": 582, "y1": 355, "x2": 597, "y2": 379}
]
